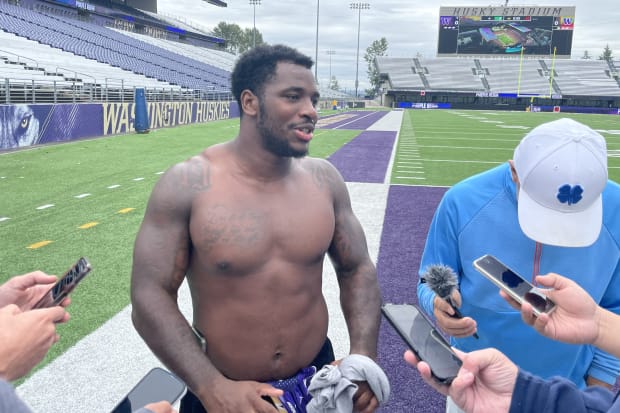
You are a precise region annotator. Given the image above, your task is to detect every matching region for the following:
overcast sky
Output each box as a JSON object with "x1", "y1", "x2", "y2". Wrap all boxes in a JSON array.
[{"x1": 156, "y1": 0, "x2": 620, "y2": 92}]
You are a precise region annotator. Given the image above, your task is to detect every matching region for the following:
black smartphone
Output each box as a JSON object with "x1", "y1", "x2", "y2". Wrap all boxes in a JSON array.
[
  {"x1": 381, "y1": 303, "x2": 462, "y2": 384},
  {"x1": 32, "y1": 257, "x2": 92, "y2": 309},
  {"x1": 110, "y1": 367, "x2": 186, "y2": 413},
  {"x1": 473, "y1": 254, "x2": 556, "y2": 317}
]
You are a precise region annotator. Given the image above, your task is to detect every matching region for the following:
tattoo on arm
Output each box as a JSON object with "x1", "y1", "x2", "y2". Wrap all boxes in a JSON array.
[{"x1": 181, "y1": 157, "x2": 212, "y2": 192}]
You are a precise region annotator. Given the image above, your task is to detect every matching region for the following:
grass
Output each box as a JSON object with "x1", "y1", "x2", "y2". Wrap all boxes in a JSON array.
[
  {"x1": 2, "y1": 108, "x2": 619, "y2": 377},
  {"x1": 392, "y1": 110, "x2": 620, "y2": 186}
]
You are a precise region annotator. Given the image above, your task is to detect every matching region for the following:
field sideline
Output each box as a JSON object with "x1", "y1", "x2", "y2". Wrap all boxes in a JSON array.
[{"x1": 2, "y1": 109, "x2": 620, "y2": 412}]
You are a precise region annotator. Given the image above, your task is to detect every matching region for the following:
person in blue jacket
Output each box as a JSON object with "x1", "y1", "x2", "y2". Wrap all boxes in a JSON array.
[
  {"x1": 416, "y1": 118, "x2": 620, "y2": 412},
  {"x1": 405, "y1": 272, "x2": 620, "y2": 413}
]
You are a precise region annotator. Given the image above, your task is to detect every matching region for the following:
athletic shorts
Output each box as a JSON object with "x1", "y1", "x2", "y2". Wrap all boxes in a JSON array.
[{"x1": 179, "y1": 338, "x2": 335, "y2": 413}]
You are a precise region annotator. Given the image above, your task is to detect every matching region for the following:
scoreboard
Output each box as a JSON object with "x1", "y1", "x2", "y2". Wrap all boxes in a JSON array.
[{"x1": 437, "y1": 6, "x2": 575, "y2": 57}]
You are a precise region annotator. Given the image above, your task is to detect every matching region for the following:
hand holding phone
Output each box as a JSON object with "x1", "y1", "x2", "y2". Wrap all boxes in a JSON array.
[
  {"x1": 382, "y1": 303, "x2": 462, "y2": 383},
  {"x1": 110, "y1": 367, "x2": 186, "y2": 413},
  {"x1": 473, "y1": 254, "x2": 556, "y2": 317},
  {"x1": 32, "y1": 257, "x2": 92, "y2": 309}
]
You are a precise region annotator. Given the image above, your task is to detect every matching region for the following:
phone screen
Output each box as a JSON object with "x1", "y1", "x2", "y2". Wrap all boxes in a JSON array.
[
  {"x1": 382, "y1": 303, "x2": 462, "y2": 383},
  {"x1": 111, "y1": 368, "x2": 186, "y2": 413},
  {"x1": 473, "y1": 254, "x2": 555, "y2": 315},
  {"x1": 33, "y1": 257, "x2": 92, "y2": 309}
]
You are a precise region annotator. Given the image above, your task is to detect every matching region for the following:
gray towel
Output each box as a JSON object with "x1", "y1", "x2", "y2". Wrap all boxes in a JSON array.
[{"x1": 306, "y1": 354, "x2": 390, "y2": 413}]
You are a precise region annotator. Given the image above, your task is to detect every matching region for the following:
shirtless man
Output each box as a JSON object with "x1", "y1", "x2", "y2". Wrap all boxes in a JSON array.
[{"x1": 131, "y1": 44, "x2": 382, "y2": 413}]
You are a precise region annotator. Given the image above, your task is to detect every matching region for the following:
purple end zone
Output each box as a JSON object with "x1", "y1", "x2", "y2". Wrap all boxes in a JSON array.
[
  {"x1": 321, "y1": 111, "x2": 389, "y2": 130},
  {"x1": 327, "y1": 131, "x2": 396, "y2": 183},
  {"x1": 376, "y1": 185, "x2": 448, "y2": 412}
]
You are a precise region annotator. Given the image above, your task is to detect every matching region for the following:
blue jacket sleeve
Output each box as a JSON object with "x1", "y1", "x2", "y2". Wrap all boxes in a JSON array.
[
  {"x1": 0, "y1": 379, "x2": 34, "y2": 413},
  {"x1": 509, "y1": 370, "x2": 616, "y2": 413},
  {"x1": 588, "y1": 254, "x2": 620, "y2": 385},
  {"x1": 417, "y1": 189, "x2": 462, "y2": 318}
]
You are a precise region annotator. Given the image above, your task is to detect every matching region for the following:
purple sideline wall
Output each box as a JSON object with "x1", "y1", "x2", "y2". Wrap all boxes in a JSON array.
[{"x1": 0, "y1": 101, "x2": 240, "y2": 151}]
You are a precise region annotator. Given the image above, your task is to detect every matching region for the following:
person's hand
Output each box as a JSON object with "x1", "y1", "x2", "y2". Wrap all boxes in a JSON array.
[
  {"x1": 0, "y1": 271, "x2": 71, "y2": 311},
  {"x1": 404, "y1": 348, "x2": 517, "y2": 413},
  {"x1": 352, "y1": 381, "x2": 379, "y2": 413},
  {"x1": 499, "y1": 272, "x2": 599, "y2": 346},
  {"x1": 433, "y1": 290, "x2": 477, "y2": 338},
  {"x1": 199, "y1": 377, "x2": 284, "y2": 413},
  {"x1": 0, "y1": 304, "x2": 67, "y2": 381},
  {"x1": 143, "y1": 401, "x2": 177, "y2": 413}
]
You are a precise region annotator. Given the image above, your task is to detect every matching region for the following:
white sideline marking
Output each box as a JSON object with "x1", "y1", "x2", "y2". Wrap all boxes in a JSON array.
[
  {"x1": 133, "y1": 177, "x2": 145, "y2": 181},
  {"x1": 497, "y1": 125, "x2": 530, "y2": 129},
  {"x1": 0, "y1": 217, "x2": 10, "y2": 222},
  {"x1": 108, "y1": 184, "x2": 121, "y2": 189},
  {"x1": 75, "y1": 193, "x2": 91, "y2": 199},
  {"x1": 36, "y1": 204, "x2": 54, "y2": 210}
]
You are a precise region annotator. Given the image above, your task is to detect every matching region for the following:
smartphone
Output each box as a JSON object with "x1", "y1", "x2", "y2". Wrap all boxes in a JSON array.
[
  {"x1": 381, "y1": 303, "x2": 462, "y2": 384},
  {"x1": 110, "y1": 367, "x2": 187, "y2": 413},
  {"x1": 32, "y1": 257, "x2": 92, "y2": 309},
  {"x1": 473, "y1": 254, "x2": 556, "y2": 316}
]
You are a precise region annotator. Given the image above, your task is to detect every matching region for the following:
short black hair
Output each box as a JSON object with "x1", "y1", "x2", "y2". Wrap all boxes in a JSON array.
[{"x1": 231, "y1": 44, "x2": 314, "y2": 109}]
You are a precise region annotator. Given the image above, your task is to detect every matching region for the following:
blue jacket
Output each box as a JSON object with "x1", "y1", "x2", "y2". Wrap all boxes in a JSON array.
[
  {"x1": 417, "y1": 163, "x2": 620, "y2": 387},
  {"x1": 510, "y1": 370, "x2": 620, "y2": 413}
]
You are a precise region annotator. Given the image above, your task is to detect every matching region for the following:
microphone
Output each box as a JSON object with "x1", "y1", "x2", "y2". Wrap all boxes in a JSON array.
[{"x1": 424, "y1": 264, "x2": 479, "y2": 339}]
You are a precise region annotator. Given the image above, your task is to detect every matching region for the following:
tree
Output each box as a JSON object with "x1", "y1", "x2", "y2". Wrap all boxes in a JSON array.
[
  {"x1": 598, "y1": 44, "x2": 614, "y2": 61},
  {"x1": 363, "y1": 37, "x2": 388, "y2": 98},
  {"x1": 212, "y1": 22, "x2": 264, "y2": 55},
  {"x1": 240, "y1": 28, "x2": 264, "y2": 54}
]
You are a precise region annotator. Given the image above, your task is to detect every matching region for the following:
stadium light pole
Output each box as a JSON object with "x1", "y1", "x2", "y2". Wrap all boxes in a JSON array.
[
  {"x1": 350, "y1": 2, "x2": 370, "y2": 99},
  {"x1": 249, "y1": 0, "x2": 261, "y2": 48},
  {"x1": 314, "y1": 0, "x2": 320, "y2": 83},
  {"x1": 326, "y1": 49, "x2": 336, "y2": 87}
]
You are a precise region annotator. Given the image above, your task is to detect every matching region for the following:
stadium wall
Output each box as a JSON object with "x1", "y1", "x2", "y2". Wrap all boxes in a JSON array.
[
  {"x1": 0, "y1": 100, "x2": 240, "y2": 150},
  {"x1": 384, "y1": 91, "x2": 620, "y2": 115}
]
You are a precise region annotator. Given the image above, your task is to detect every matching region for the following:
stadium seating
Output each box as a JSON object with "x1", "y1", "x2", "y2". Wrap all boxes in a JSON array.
[
  {"x1": 0, "y1": 1, "x2": 231, "y2": 94},
  {"x1": 376, "y1": 55, "x2": 620, "y2": 97}
]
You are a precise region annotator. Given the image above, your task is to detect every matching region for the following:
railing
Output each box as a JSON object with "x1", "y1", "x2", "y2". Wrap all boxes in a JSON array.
[
  {"x1": 0, "y1": 48, "x2": 40, "y2": 70},
  {"x1": 0, "y1": 77, "x2": 233, "y2": 104}
]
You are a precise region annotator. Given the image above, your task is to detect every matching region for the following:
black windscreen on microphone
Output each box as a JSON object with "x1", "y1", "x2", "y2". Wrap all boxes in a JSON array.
[{"x1": 425, "y1": 264, "x2": 459, "y2": 301}]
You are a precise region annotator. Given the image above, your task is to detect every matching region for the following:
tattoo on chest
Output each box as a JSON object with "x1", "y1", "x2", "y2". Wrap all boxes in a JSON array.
[{"x1": 200, "y1": 207, "x2": 265, "y2": 250}]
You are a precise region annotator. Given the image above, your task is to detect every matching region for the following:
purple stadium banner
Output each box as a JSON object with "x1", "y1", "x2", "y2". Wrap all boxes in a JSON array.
[{"x1": 0, "y1": 101, "x2": 240, "y2": 150}]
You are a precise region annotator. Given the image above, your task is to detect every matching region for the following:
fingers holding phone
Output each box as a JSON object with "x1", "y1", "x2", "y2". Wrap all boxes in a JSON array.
[
  {"x1": 432, "y1": 294, "x2": 477, "y2": 338},
  {"x1": 403, "y1": 350, "x2": 451, "y2": 396},
  {"x1": 143, "y1": 401, "x2": 177, "y2": 413},
  {"x1": 0, "y1": 304, "x2": 66, "y2": 381}
]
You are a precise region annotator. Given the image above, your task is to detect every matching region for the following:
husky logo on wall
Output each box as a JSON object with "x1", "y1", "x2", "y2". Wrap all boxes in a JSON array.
[{"x1": 0, "y1": 104, "x2": 41, "y2": 149}]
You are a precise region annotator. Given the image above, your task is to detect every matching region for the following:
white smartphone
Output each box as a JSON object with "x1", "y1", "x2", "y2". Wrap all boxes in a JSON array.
[
  {"x1": 382, "y1": 303, "x2": 462, "y2": 384},
  {"x1": 110, "y1": 367, "x2": 186, "y2": 413},
  {"x1": 473, "y1": 254, "x2": 556, "y2": 316}
]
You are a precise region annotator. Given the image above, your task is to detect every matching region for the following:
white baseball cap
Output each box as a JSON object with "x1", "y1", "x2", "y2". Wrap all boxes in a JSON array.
[{"x1": 513, "y1": 118, "x2": 608, "y2": 247}]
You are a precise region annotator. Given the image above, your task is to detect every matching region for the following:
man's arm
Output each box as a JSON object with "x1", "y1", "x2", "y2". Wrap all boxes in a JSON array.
[{"x1": 130, "y1": 159, "x2": 225, "y2": 403}]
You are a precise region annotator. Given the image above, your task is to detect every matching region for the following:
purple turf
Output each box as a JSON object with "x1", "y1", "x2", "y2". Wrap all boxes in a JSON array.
[
  {"x1": 321, "y1": 111, "x2": 389, "y2": 129},
  {"x1": 327, "y1": 131, "x2": 396, "y2": 183},
  {"x1": 376, "y1": 185, "x2": 448, "y2": 412}
]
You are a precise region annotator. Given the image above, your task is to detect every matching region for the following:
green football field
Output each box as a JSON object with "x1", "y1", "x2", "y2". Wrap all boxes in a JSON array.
[{"x1": 1, "y1": 109, "x2": 619, "y2": 376}]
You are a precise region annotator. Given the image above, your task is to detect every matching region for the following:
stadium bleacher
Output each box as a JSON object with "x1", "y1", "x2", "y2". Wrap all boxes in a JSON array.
[
  {"x1": 377, "y1": 55, "x2": 620, "y2": 97},
  {"x1": 0, "y1": 0, "x2": 236, "y2": 103}
]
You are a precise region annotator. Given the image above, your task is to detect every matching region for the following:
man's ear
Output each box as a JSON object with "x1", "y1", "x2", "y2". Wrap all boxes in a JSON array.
[
  {"x1": 508, "y1": 160, "x2": 519, "y2": 185},
  {"x1": 240, "y1": 90, "x2": 258, "y2": 117}
]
